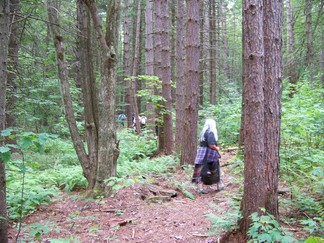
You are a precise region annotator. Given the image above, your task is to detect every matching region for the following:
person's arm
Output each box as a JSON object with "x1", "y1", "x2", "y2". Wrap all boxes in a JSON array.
[{"x1": 209, "y1": 144, "x2": 219, "y2": 151}]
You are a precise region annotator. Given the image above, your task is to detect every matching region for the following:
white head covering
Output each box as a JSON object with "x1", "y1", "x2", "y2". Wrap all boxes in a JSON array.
[{"x1": 200, "y1": 118, "x2": 218, "y2": 142}]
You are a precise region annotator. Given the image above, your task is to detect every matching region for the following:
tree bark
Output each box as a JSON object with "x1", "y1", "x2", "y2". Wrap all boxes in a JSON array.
[
  {"x1": 263, "y1": 0, "x2": 282, "y2": 219},
  {"x1": 239, "y1": 0, "x2": 282, "y2": 236},
  {"x1": 0, "y1": 0, "x2": 9, "y2": 240},
  {"x1": 145, "y1": 0, "x2": 155, "y2": 130},
  {"x1": 83, "y1": 0, "x2": 120, "y2": 195},
  {"x1": 6, "y1": 0, "x2": 20, "y2": 129},
  {"x1": 154, "y1": 0, "x2": 165, "y2": 152},
  {"x1": 47, "y1": 0, "x2": 89, "y2": 184},
  {"x1": 240, "y1": 0, "x2": 265, "y2": 234},
  {"x1": 76, "y1": 0, "x2": 98, "y2": 189},
  {"x1": 131, "y1": 0, "x2": 142, "y2": 134},
  {"x1": 161, "y1": 0, "x2": 174, "y2": 154},
  {"x1": 305, "y1": 0, "x2": 313, "y2": 69},
  {"x1": 181, "y1": 0, "x2": 200, "y2": 164},
  {"x1": 123, "y1": 0, "x2": 132, "y2": 128},
  {"x1": 286, "y1": 0, "x2": 297, "y2": 94},
  {"x1": 175, "y1": 0, "x2": 185, "y2": 158},
  {"x1": 199, "y1": 0, "x2": 204, "y2": 107},
  {"x1": 209, "y1": 0, "x2": 216, "y2": 104}
]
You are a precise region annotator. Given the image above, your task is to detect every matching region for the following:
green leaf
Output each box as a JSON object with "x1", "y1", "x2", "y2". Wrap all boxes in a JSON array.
[
  {"x1": 281, "y1": 235, "x2": 298, "y2": 243},
  {"x1": 1, "y1": 128, "x2": 12, "y2": 137},
  {"x1": 0, "y1": 146, "x2": 10, "y2": 153},
  {"x1": 258, "y1": 233, "x2": 272, "y2": 242},
  {"x1": 18, "y1": 137, "x2": 33, "y2": 150},
  {"x1": 37, "y1": 133, "x2": 48, "y2": 145},
  {"x1": 0, "y1": 151, "x2": 11, "y2": 162}
]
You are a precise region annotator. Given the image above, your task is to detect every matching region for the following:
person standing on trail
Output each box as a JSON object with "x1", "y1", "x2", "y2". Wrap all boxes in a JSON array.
[
  {"x1": 118, "y1": 113, "x2": 126, "y2": 128},
  {"x1": 192, "y1": 118, "x2": 224, "y2": 194}
]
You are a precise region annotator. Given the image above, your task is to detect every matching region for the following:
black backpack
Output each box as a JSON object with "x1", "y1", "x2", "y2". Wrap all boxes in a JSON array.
[{"x1": 201, "y1": 161, "x2": 220, "y2": 185}]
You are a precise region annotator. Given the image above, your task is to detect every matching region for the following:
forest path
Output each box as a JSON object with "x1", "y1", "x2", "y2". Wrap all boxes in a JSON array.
[{"x1": 9, "y1": 152, "x2": 242, "y2": 243}]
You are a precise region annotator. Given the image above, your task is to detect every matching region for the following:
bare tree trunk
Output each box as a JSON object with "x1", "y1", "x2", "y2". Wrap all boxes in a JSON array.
[
  {"x1": 209, "y1": 0, "x2": 216, "y2": 104},
  {"x1": 0, "y1": 1, "x2": 9, "y2": 241},
  {"x1": 239, "y1": 0, "x2": 265, "y2": 234},
  {"x1": 215, "y1": 0, "x2": 220, "y2": 99},
  {"x1": 169, "y1": 0, "x2": 176, "y2": 102},
  {"x1": 83, "y1": 0, "x2": 120, "y2": 195},
  {"x1": 161, "y1": 0, "x2": 174, "y2": 154},
  {"x1": 131, "y1": 0, "x2": 142, "y2": 134},
  {"x1": 175, "y1": 0, "x2": 185, "y2": 158},
  {"x1": 154, "y1": 0, "x2": 165, "y2": 152},
  {"x1": 263, "y1": 0, "x2": 282, "y2": 219},
  {"x1": 6, "y1": 0, "x2": 20, "y2": 129},
  {"x1": 47, "y1": 0, "x2": 89, "y2": 183},
  {"x1": 76, "y1": 0, "x2": 98, "y2": 189},
  {"x1": 239, "y1": 0, "x2": 282, "y2": 236},
  {"x1": 305, "y1": 0, "x2": 313, "y2": 70},
  {"x1": 221, "y1": 3, "x2": 230, "y2": 80},
  {"x1": 286, "y1": 0, "x2": 298, "y2": 95},
  {"x1": 181, "y1": 0, "x2": 200, "y2": 165},
  {"x1": 145, "y1": 0, "x2": 155, "y2": 130},
  {"x1": 199, "y1": 0, "x2": 205, "y2": 107},
  {"x1": 123, "y1": 0, "x2": 132, "y2": 128}
]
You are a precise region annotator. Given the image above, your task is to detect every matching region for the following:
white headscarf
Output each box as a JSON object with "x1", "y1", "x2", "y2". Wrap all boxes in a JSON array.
[{"x1": 200, "y1": 118, "x2": 218, "y2": 142}]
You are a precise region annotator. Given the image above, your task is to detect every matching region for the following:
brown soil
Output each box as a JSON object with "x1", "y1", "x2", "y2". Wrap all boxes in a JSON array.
[{"x1": 7, "y1": 152, "x2": 308, "y2": 243}]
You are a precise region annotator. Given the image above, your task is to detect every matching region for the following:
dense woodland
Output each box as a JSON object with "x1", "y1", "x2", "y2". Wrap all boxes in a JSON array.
[{"x1": 0, "y1": 0, "x2": 323, "y2": 242}]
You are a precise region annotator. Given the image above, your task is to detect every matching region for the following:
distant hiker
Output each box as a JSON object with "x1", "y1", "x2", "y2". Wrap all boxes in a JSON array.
[
  {"x1": 118, "y1": 113, "x2": 126, "y2": 128},
  {"x1": 139, "y1": 115, "x2": 147, "y2": 129},
  {"x1": 192, "y1": 118, "x2": 224, "y2": 194},
  {"x1": 132, "y1": 113, "x2": 135, "y2": 128}
]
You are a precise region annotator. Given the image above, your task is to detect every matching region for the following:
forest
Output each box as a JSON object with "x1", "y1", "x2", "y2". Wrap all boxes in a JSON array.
[{"x1": 0, "y1": 0, "x2": 323, "y2": 242}]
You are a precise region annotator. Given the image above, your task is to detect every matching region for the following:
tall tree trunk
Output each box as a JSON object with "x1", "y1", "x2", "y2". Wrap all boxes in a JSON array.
[
  {"x1": 209, "y1": 0, "x2": 216, "y2": 104},
  {"x1": 181, "y1": 0, "x2": 200, "y2": 164},
  {"x1": 47, "y1": 0, "x2": 90, "y2": 185},
  {"x1": 286, "y1": 0, "x2": 297, "y2": 95},
  {"x1": 239, "y1": 0, "x2": 282, "y2": 236},
  {"x1": 154, "y1": 0, "x2": 165, "y2": 152},
  {"x1": 6, "y1": 0, "x2": 20, "y2": 129},
  {"x1": 76, "y1": 0, "x2": 98, "y2": 189},
  {"x1": 199, "y1": 0, "x2": 204, "y2": 107},
  {"x1": 221, "y1": 3, "x2": 230, "y2": 80},
  {"x1": 145, "y1": 0, "x2": 155, "y2": 130},
  {"x1": 263, "y1": 0, "x2": 282, "y2": 219},
  {"x1": 84, "y1": 0, "x2": 120, "y2": 195},
  {"x1": 131, "y1": 0, "x2": 142, "y2": 134},
  {"x1": 239, "y1": 0, "x2": 265, "y2": 234},
  {"x1": 305, "y1": 0, "x2": 313, "y2": 70},
  {"x1": 215, "y1": 0, "x2": 220, "y2": 99},
  {"x1": 123, "y1": 0, "x2": 132, "y2": 128},
  {"x1": 170, "y1": 0, "x2": 176, "y2": 103},
  {"x1": 0, "y1": 1, "x2": 9, "y2": 241},
  {"x1": 175, "y1": 0, "x2": 185, "y2": 158},
  {"x1": 161, "y1": 0, "x2": 174, "y2": 154}
]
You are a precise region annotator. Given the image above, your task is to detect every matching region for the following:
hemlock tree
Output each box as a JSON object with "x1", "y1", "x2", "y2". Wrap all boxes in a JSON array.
[
  {"x1": 239, "y1": 0, "x2": 282, "y2": 236},
  {"x1": 0, "y1": 0, "x2": 9, "y2": 241}
]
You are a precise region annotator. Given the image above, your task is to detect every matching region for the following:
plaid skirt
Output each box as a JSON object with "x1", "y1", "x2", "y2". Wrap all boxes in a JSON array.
[{"x1": 192, "y1": 147, "x2": 220, "y2": 184}]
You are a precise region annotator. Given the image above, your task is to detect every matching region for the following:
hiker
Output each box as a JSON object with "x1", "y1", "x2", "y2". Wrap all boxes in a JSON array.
[
  {"x1": 139, "y1": 115, "x2": 147, "y2": 129},
  {"x1": 192, "y1": 118, "x2": 224, "y2": 194},
  {"x1": 118, "y1": 113, "x2": 126, "y2": 128}
]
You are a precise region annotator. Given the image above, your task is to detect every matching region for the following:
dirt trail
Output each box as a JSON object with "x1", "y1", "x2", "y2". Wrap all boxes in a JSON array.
[{"x1": 8, "y1": 152, "x2": 242, "y2": 243}]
